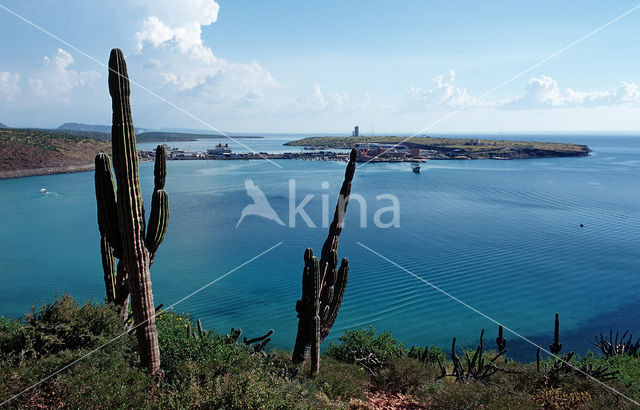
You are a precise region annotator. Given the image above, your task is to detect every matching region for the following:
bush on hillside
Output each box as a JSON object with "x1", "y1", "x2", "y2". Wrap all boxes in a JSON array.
[{"x1": 325, "y1": 326, "x2": 407, "y2": 364}]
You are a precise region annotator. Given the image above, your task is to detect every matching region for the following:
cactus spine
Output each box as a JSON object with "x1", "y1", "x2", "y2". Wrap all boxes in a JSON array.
[
  {"x1": 292, "y1": 149, "x2": 357, "y2": 371},
  {"x1": 94, "y1": 48, "x2": 169, "y2": 374}
]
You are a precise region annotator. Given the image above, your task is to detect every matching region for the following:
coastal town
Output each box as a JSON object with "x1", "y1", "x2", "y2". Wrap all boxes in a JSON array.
[
  {"x1": 138, "y1": 125, "x2": 589, "y2": 163},
  {"x1": 137, "y1": 141, "x2": 437, "y2": 163}
]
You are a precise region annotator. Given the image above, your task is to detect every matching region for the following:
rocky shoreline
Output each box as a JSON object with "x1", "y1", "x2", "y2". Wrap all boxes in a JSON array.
[{"x1": 0, "y1": 164, "x2": 97, "y2": 179}]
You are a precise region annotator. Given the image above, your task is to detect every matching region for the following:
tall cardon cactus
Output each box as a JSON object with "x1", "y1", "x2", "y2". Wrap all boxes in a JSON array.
[
  {"x1": 292, "y1": 148, "x2": 357, "y2": 372},
  {"x1": 94, "y1": 48, "x2": 169, "y2": 374}
]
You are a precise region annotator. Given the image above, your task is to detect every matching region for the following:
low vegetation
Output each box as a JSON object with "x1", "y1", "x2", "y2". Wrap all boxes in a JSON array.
[{"x1": 1, "y1": 295, "x2": 638, "y2": 408}]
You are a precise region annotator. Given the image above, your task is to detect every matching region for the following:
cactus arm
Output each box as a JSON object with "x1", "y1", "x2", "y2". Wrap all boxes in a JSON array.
[
  {"x1": 100, "y1": 235, "x2": 117, "y2": 303},
  {"x1": 319, "y1": 250, "x2": 338, "y2": 318},
  {"x1": 95, "y1": 153, "x2": 122, "y2": 257},
  {"x1": 145, "y1": 189, "x2": 169, "y2": 258},
  {"x1": 319, "y1": 148, "x2": 357, "y2": 265},
  {"x1": 292, "y1": 248, "x2": 316, "y2": 364},
  {"x1": 108, "y1": 48, "x2": 161, "y2": 374},
  {"x1": 320, "y1": 257, "x2": 349, "y2": 340},
  {"x1": 153, "y1": 144, "x2": 166, "y2": 191},
  {"x1": 310, "y1": 255, "x2": 321, "y2": 374},
  {"x1": 113, "y1": 260, "x2": 130, "y2": 320}
]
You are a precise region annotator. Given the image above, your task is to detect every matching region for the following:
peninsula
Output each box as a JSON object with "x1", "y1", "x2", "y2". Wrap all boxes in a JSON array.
[
  {"x1": 285, "y1": 136, "x2": 590, "y2": 160},
  {"x1": 0, "y1": 128, "x2": 263, "y2": 178},
  {"x1": 0, "y1": 128, "x2": 111, "y2": 178}
]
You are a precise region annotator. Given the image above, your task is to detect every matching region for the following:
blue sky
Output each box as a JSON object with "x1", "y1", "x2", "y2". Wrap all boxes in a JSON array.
[{"x1": 1, "y1": 1, "x2": 640, "y2": 133}]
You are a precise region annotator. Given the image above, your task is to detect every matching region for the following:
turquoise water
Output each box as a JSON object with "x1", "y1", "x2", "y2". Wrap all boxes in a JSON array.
[{"x1": 1, "y1": 135, "x2": 639, "y2": 361}]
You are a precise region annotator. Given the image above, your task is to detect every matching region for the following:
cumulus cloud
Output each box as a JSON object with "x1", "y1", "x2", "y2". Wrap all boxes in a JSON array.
[
  {"x1": 500, "y1": 75, "x2": 640, "y2": 109},
  {"x1": 406, "y1": 70, "x2": 483, "y2": 110},
  {"x1": 0, "y1": 72, "x2": 21, "y2": 102},
  {"x1": 131, "y1": 0, "x2": 279, "y2": 105},
  {"x1": 28, "y1": 49, "x2": 99, "y2": 101},
  {"x1": 405, "y1": 71, "x2": 640, "y2": 113}
]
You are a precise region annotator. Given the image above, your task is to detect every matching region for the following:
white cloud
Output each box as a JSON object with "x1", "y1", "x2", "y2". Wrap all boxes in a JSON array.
[
  {"x1": 0, "y1": 72, "x2": 21, "y2": 102},
  {"x1": 406, "y1": 70, "x2": 483, "y2": 110},
  {"x1": 500, "y1": 75, "x2": 640, "y2": 109},
  {"x1": 28, "y1": 49, "x2": 99, "y2": 101},
  {"x1": 309, "y1": 83, "x2": 349, "y2": 110},
  {"x1": 130, "y1": 0, "x2": 281, "y2": 106},
  {"x1": 136, "y1": 15, "x2": 216, "y2": 63}
]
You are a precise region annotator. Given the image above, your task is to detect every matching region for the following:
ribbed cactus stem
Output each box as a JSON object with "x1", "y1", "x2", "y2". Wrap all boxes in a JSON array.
[
  {"x1": 100, "y1": 235, "x2": 117, "y2": 302},
  {"x1": 95, "y1": 153, "x2": 122, "y2": 257},
  {"x1": 95, "y1": 152, "x2": 129, "y2": 315},
  {"x1": 319, "y1": 148, "x2": 357, "y2": 265},
  {"x1": 293, "y1": 248, "x2": 317, "y2": 364},
  {"x1": 310, "y1": 254, "x2": 321, "y2": 374},
  {"x1": 321, "y1": 257, "x2": 348, "y2": 339},
  {"x1": 154, "y1": 144, "x2": 166, "y2": 191},
  {"x1": 113, "y1": 261, "x2": 129, "y2": 320},
  {"x1": 108, "y1": 48, "x2": 161, "y2": 374}
]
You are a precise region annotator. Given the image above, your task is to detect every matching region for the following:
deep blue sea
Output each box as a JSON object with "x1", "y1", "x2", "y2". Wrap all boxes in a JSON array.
[{"x1": 1, "y1": 134, "x2": 639, "y2": 362}]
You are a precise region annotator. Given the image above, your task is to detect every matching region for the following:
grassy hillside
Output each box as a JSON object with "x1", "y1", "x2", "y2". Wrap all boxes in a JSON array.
[
  {"x1": 0, "y1": 128, "x2": 111, "y2": 178},
  {"x1": 285, "y1": 136, "x2": 590, "y2": 159}
]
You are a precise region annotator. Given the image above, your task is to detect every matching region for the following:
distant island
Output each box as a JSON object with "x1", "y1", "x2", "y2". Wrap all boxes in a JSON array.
[{"x1": 285, "y1": 136, "x2": 590, "y2": 160}]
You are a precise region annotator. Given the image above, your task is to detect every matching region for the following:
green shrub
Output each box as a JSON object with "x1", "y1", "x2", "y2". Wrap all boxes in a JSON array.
[
  {"x1": 0, "y1": 316, "x2": 24, "y2": 362},
  {"x1": 0, "y1": 316, "x2": 22, "y2": 334},
  {"x1": 156, "y1": 310, "x2": 253, "y2": 377},
  {"x1": 0, "y1": 295, "x2": 134, "y2": 362},
  {"x1": 315, "y1": 357, "x2": 369, "y2": 400},
  {"x1": 325, "y1": 326, "x2": 407, "y2": 364}
]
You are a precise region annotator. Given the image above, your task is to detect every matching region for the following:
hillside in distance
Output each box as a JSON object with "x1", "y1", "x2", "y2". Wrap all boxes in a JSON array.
[
  {"x1": 0, "y1": 122, "x2": 8, "y2": 128},
  {"x1": 57, "y1": 123, "x2": 262, "y2": 141},
  {"x1": 0, "y1": 128, "x2": 110, "y2": 178},
  {"x1": 57, "y1": 122, "x2": 153, "y2": 134}
]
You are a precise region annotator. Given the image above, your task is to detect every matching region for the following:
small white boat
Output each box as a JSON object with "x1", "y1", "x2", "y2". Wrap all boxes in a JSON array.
[{"x1": 40, "y1": 188, "x2": 47, "y2": 194}]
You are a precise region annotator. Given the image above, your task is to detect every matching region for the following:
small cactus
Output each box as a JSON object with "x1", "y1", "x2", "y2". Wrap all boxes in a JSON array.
[
  {"x1": 549, "y1": 313, "x2": 563, "y2": 355},
  {"x1": 496, "y1": 325, "x2": 507, "y2": 353}
]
